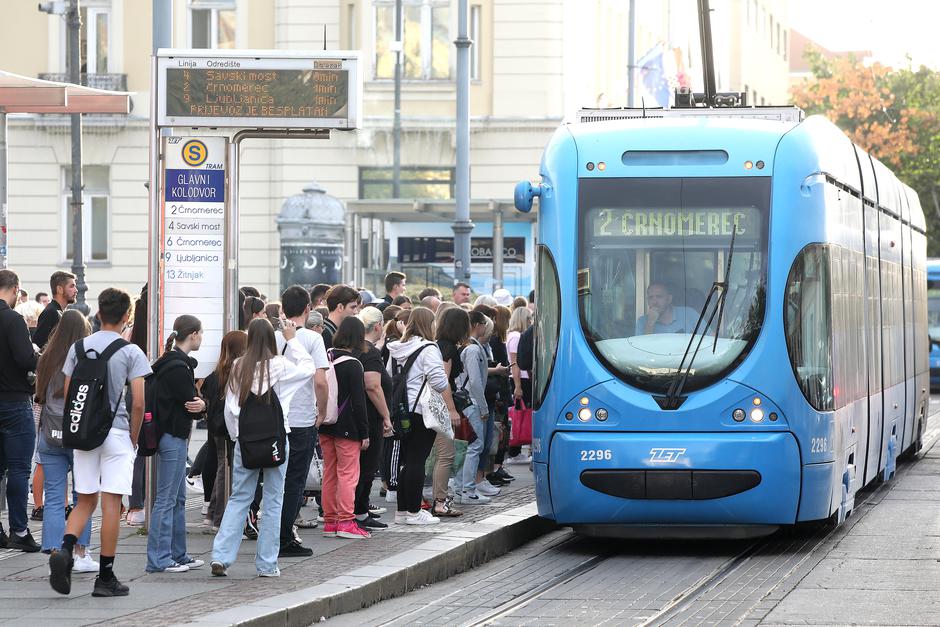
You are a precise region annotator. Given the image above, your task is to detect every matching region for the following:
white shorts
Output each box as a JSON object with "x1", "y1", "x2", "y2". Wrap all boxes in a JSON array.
[{"x1": 73, "y1": 427, "x2": 136, "y2": 495}]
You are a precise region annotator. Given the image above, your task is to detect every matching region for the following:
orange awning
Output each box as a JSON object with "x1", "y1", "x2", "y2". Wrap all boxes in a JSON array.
[{"x1": 0, "y1": 70, "x2": 131, "y2": 114}]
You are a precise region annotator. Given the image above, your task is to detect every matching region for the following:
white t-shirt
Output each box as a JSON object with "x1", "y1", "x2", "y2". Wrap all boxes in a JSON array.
[
  {"x1": 506, "y1": 330, "x2": 529, "y2": 379},
  {"x1": 275, "y1": 328, "x2": 329, "y2": 428}
]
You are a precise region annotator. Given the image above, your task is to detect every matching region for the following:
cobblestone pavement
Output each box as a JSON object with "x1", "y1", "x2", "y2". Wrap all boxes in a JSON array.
[
  {"x1": 335, "y1": 401, "x2": 940, "y2": 627},
  {"x1": 0, "y1": 426, "x2": 536, "y2": 626}
]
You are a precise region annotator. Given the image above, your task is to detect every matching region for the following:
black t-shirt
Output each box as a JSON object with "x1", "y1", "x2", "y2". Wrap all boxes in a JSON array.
[
  {"x1": 437, "y1": 339, "x2": 464, "y2": 389},
  {"x1": 33, "y1": 300, "x2": 63, "y2": 349},
  {"x1": 321, "y1": 318, "x2": 337, "y2": 350},
  {"x1": 358, "y1": 343, "x2": 392, "y2": 426}
]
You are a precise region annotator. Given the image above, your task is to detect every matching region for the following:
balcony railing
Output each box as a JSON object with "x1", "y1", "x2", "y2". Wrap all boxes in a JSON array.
[{"x1": 38, "y1": 72, "x2": 127, "y2": 92}]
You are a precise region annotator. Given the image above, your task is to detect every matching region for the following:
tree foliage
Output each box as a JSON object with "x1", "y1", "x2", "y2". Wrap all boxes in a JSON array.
[{"x1": 791, "y1": 50, "x2": 940, "y2": 252}]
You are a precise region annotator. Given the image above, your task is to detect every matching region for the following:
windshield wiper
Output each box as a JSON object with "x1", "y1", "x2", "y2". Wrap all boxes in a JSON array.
[{"x1": 654, "y1": 229, "x2": 737, "y2": 411}]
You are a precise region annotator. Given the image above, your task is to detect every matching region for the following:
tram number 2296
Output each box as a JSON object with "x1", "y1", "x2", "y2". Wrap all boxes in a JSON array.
[
  {"x1": 810, "y1": 437, "x2": 829, "y2": 454},
  {"x1": 580, "y1": 449, "x2": 613, "y2": 461}
]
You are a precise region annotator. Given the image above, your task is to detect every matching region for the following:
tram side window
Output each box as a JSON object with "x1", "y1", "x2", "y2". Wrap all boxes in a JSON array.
[
  {"x1": 785, "y1": 244, "x2": 833, "y2": 411},
  {"x1": 533, "y1": 245, "x2": 560, "y2": 410}
]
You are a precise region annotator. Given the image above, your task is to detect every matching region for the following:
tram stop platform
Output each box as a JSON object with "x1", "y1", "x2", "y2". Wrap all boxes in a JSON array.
[{"x1": 0, "y1": 427, "x2": 546, "y2": 627}]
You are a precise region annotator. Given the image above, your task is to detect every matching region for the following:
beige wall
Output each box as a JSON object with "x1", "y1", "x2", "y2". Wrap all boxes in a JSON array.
[{"x1": 0, "y1": 5, "x2": 50, "y2": 78}]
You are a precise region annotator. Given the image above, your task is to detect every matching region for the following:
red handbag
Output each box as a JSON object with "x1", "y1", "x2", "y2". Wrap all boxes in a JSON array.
[
  {"x1": 509, "y1": 400, "x2": 533, "y2": 447},
  {"x1": 453, "y1": 412, "x2": 477, "y2": 444}
]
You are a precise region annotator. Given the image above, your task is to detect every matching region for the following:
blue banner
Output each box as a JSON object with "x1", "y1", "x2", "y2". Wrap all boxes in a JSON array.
[{"x1": 165, "y1": 169, "x2": 225, "y2": 202}]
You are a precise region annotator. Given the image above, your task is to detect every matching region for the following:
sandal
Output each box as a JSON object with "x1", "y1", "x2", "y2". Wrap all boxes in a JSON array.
[{"x1": 432, "y1": 499, "x2": 463, "y2": 517}]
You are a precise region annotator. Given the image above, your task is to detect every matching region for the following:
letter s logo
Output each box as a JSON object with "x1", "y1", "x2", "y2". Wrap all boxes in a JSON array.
[{"x1": 182, "y1": 139, "x2": 208, "y2": 166}]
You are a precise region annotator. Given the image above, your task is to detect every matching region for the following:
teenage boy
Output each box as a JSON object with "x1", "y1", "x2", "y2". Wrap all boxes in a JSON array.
[
  {"x1": 321, "y1": 285, "x2": 361, "y2": 350},
  {"x1": 274, "y1": 286, "x2": 329, "y2": 557},
  {"x1": 0, "y1": 269, "x2": 40, "y2": 552},
  {"x1": 376, "y1": 272, "x2": 406, "y2": 311},
  {"x1": 49, "y1": 288, "x2": 151, "y2": 597},
  {"x1": 33, "y1": 271, "x2": 78, "y2": 349}
]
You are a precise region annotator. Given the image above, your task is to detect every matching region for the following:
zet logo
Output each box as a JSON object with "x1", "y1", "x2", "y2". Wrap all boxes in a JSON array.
[
  {"x1": 649, "y1": 447, "x2": 686, "y2": 463},
  {"x1": 182, "y1": 139, "x2": 208, "y2": 167}
]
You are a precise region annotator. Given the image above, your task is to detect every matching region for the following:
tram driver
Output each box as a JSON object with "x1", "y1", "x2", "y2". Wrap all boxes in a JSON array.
[{"x1": 635, "y1": 282, "x2": 698, "y2": 335}]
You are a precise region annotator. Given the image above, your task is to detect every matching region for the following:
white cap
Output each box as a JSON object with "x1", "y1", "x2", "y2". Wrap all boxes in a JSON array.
[{"x1": 492, "y1": 288, "x2": 513, "y2": 307}]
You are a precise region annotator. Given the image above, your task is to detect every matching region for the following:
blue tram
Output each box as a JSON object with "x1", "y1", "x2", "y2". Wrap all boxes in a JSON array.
[
  {"x1": 514, "y1": 108, "x2": 929, "y2": 536},
  {"x1": 929, "y1": 259, "x2": 940, "y2": 388}
]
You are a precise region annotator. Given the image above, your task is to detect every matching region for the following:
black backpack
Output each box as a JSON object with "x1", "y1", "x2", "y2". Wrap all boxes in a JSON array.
[
  {"x1": 388, "y1": 343, "x2": 433, "y2": 436},
  {"x1": 63, "y1": 338, "x2": 130, "y2": 451},
  {"x1": 138, "y1": 360, "x2": 188, "y2": 457},
  {"x1": 238, "y1": 389, "x2": 287, "y2": 469},
  {"x1": 516, "y1": 325, "x2": 534, "y2": 372}
]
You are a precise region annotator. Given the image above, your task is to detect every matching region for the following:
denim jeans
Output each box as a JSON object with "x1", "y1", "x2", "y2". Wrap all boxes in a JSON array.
[
  {"x1": 211, "y1": 440, "x2": 288, "y2": 575},
  {"x1": 38, "y1": 433, "x2": 91, "y2": 551},
  {"x1": 477, "y1": 408, "x2": 497, "y2": 473},
  {"x1": 146, "y1": 433, "x2": 191, "y2": 571},
  {"x1": 0, "y1": 400, "x2": 35, "y2": 533},
  {"x1": 461, "y1": 405, "x2": 486, "y2": 492},
  {"x1": 279, "y1": 426, "x2": 314, "y2": 545}
]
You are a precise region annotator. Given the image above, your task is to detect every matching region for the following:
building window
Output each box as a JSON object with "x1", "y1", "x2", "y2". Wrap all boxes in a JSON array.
[
  {"x1": 470, "y1": 4, "x2": 481, "y2": 80},
  {"x1": 374, "y1": 0, "x2": 451, "y2": 80},
  {"x1": 189, "y1": 0, "x2": 236, "y2": 49},
  {"x1": 359, "y1": 167, "x2": 455, "y2": 199},
  {"x1": 62, "y1": 166, "x2": 110, "y2": 263},
  {"x1": 79, "y1": 5, "x2": 110, "y2": 73}
]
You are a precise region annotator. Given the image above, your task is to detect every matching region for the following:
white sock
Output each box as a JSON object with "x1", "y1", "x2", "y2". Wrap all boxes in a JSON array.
[{"x1": 14, "y1": 529, "x2": 27, "y2": 537}]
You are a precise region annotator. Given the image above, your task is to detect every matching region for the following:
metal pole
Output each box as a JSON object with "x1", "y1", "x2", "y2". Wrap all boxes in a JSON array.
[
  {"x1": 344, "y1": 211, "x2": 354, "y2": 284},
  {"x1": 392, "y1": 0, "x2": 402, "y2": 199},
  {"x1": 68, "y1": 0, "x2": 89, "y2": 314},
  {"x1": 352, "y1": 213, "x2": 362, "y2": 286},
  {"x1": 452, "y1": 0, "x2": 473, "y2": 284},
  {"x1": 492, "y1": 201, "x2": 503, "y2": 290},
  {"x1": 0, "y1": 110, "x2": 7, "y2": 269},
  {"x1": 627, "y1": 0, "x2": 636, "y2": 107},
  {"x1": 698, "y1": 0, "x2": 717, "y2": 106}
]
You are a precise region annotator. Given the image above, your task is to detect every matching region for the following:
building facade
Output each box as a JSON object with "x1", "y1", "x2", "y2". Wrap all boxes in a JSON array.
[{"x1": 0, "y1": 0, "x2": 790, "y2": 302}]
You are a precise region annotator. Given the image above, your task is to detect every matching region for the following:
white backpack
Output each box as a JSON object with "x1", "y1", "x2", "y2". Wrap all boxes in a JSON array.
[{"x1": 321, "y1": 352, "x2": 358, "y2": 426}]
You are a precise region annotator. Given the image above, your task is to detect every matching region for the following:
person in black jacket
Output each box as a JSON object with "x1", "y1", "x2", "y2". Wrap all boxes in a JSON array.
[
  {"x1": 318, "y1": 317, "x2": 370, "y2": 539},
  {"x1": 32, "y1": 271, "x2": 77, "y2": 350},
  {"x1": 145, "y1": 315, "x2": 206, "y2": 573},
  {"x1": 0, "y1": 269, "x2": 40, "y2": 552}
]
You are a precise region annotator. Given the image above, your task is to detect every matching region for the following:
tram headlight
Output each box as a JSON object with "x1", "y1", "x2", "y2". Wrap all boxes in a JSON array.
[
  {"x1": 732, "y1": 408, "x2": 746, "y2": 422},
  {"x1": 595, "y1": 408, "x2": 608, "y2": 421},
  {"x1": 750, "y1": 408, "x2": 765, "y2": 422},
  {"x1": 578, "y1": 408, "x2": 592, "y2": 422}
]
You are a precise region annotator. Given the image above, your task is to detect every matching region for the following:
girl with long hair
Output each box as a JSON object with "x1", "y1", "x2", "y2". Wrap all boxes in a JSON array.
[
  {"x1": 210, "y1": 318, "x2": 315, "y2": 577},
  {"x1": 35, "y1": 310, "x2": 97, "y2": 570},
  {"x1": 145, "y1": 315, "x2": 206, "y2": 573},
  {"x1": 319, "y1": 317, "x2": 370, "y2": 539},
  {"x1": 198, "y1": 330, "x2": 248, "y2": 528},
  {"x1": 385, "y1": 307, "x2": 460, "y2": 525}
]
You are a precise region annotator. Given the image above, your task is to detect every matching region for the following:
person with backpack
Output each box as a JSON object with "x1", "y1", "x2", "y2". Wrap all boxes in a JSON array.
[
  {"x1": 200, "y1": 331, "x2": 248, "y2": 529},
  {"x1": 144, "y1": 315, "x2": 206, "y2": 574},
  {"x1": 48, "y1": 288, "x2": 152, "y2": 597},
  {"x1": 385, "y1": 307, "x2": 460, "y2": 526},
  {"x1": 273, "y1": 286, "x2": 329, "y2": 557},
  {"x1": 318, "y1": 317, "x2": 370, "y2": 538},
  {"x1": 210, "y1": 317, "x2": 316, "y2": 578},
  {"x1": 505, "y1": 306, "x2": 533, "y2": 464},
  {"x1": 34, "y1": 310, "x2": 97, "y2": 571}
]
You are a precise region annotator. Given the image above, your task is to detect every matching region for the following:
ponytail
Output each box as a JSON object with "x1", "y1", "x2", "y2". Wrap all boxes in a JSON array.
[
  {"x1": 163, "y1": 330, "x2": 179, "y2": 354},
  {"x1": 164, "y1": 315, "x2": 202, "y2": 356}
]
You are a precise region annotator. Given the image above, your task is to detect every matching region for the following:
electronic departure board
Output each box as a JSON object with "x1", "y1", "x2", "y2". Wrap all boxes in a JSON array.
[{"x1": 156, "y1": 51, "x2": 361, "y2": 129}]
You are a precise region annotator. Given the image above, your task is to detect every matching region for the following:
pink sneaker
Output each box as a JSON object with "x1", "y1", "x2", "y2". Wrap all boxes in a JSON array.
[
  {"x1": 322, "y1": 522, "x2": 338, "y2": 537},
  {"x1": 335, "y1": 520, "x2": 371, "y2": 539}
]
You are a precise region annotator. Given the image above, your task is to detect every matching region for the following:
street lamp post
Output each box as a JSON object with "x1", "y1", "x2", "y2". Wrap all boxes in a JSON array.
[
  {"x1": 452, "y1": 0, "x2": 473, "y2": 284},
  {"x1": 67, "y1": 0, "x2": 89, "y2": 314}
]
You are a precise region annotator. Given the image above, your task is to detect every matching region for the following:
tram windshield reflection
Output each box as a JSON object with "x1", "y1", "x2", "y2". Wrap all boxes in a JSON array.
[{"x1": 577, "y1": 176, "x2": 770, "y2": 394}]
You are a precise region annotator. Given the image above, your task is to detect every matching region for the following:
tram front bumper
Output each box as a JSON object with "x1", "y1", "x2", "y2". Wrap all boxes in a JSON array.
[{"x1": 548, "y1": 430, "x2": 801, "y2": 526}]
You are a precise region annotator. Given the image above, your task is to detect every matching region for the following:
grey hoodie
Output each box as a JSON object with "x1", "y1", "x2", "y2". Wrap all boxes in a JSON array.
[
  {"x1": 458, "y1": 338, "x2": 488, "y2": 415},
  {"x1": 386, "y1": 337, "x2": 449, "y2": 414}
]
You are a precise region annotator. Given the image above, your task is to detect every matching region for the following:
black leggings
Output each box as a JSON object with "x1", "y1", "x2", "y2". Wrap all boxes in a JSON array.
[
  {"x1": 354, "y1": 418, "x2": 385, "y2": 516},
  {"x1": 396, "y1": 420, "x2": 436, "y2": 513}
]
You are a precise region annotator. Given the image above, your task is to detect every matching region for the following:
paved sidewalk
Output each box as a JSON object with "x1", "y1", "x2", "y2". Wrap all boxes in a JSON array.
[{"x1": 0, "y1": 429, "x2": 540, "y2": 627}]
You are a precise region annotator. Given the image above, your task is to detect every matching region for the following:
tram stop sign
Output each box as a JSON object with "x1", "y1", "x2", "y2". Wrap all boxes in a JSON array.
[{"x1": 156, "y1": 49, "x2": 361, "y2": 129}]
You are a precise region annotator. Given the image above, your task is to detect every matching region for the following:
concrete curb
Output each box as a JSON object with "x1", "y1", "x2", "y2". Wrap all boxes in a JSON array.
[{"x1": 180, "y1": 503, "x2": 554, "y2": 626}]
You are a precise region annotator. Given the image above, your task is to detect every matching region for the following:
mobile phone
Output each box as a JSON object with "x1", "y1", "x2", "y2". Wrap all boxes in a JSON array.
[{"x1": 507, "y1": 362, "x2": 517, "y2": 368}]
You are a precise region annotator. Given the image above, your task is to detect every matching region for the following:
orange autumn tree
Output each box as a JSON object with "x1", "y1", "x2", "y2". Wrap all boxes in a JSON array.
[{"x1": 791, "y1": 51, "x2": 916, "y2": 168}]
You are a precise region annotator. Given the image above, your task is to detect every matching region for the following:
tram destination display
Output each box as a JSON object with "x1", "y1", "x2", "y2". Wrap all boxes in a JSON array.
[
  {"x1": 591, "y1": 207, "x2": 761, "y2": 240},
  {"x1": 157, "y1": 51, "x2": 361, "y2": 129}
]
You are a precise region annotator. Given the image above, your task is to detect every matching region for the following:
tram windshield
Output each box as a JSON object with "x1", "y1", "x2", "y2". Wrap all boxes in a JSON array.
[
  {"x1": 928, "y1": 281, "x2": 940, "y2": 341},
  {"x1": 578, "y1": 177, "x2": 770, "y2": 394}
]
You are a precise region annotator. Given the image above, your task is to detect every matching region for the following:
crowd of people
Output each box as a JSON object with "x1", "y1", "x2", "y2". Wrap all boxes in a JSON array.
[{"x1": 0, "y1": 267, "x2": 537, "y2": 596}]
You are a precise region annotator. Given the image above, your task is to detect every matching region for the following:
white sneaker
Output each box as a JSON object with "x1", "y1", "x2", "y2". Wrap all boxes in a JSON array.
[
  {"x1": 394, "y1": 511, "x2": 410, "y2": 525},
  {"x1": 476, "y1": 480, "x2": 501, "y2": 497},
  {"x1": 295, "y1": 517, "x2": 319, "y2": 529},
  {"x1": 201, "y1": 502, "x2": 209, "y2": 516},
  {"x1": 186, "y1": 476, "x2": 204, "y2": 493},
  {"x1": 505, "y1": 455, "x2": 530, "y2": 465},
  {"x1": 405, "y1": 510, "x2": 440, "y2": 525},
  {"x1": 181, "y1": 558, "x2": 204, "y2": 569},
  {"x1": 125, "y1": 509, "x2": 145, "y2": 526},
  {"x1": 385, "y1": 489, "x2": 398, "y2": 503},
  {"x1": 460, "y1": 489, "x2": 490, "y2": 504},
  {"x1": 73, "y1": 552, "x2": 99, "y2": 573},
  {"x1": 162, "y1": 562, "x2": 190, "y2": 573}
]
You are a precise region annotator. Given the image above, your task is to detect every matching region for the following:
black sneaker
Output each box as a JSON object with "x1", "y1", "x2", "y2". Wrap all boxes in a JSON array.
[
  {"x1": 358, "y1": 516, "x2": 388, "y2": 530},
  {"x1": 496, "y1": 467, "x2": 515, "y2": 481},
  {"x1": 9, "y1": 529, "x2": 40, "y2": 553},
  {"x1": 49, "y1": 550, "x2": 73, "y2": 595},
  {"x1": 92, "y1": 576, "x2": 129, "y2": 597},
  {"x1": 243, "y1": 522, "x2": 258, "y2": 541},
  {"x1": 485, "y1": 473, "x2": 509, "y2": 487},
  {"x1": 31, "y1": 506, "x2": 44, "y2": 521},
  {"x1": 0, "y1": 523, "x2": 7, "y2": 549},
  {"x1": 278, "y1": 540, "x2": 313, "y2": 557}
]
